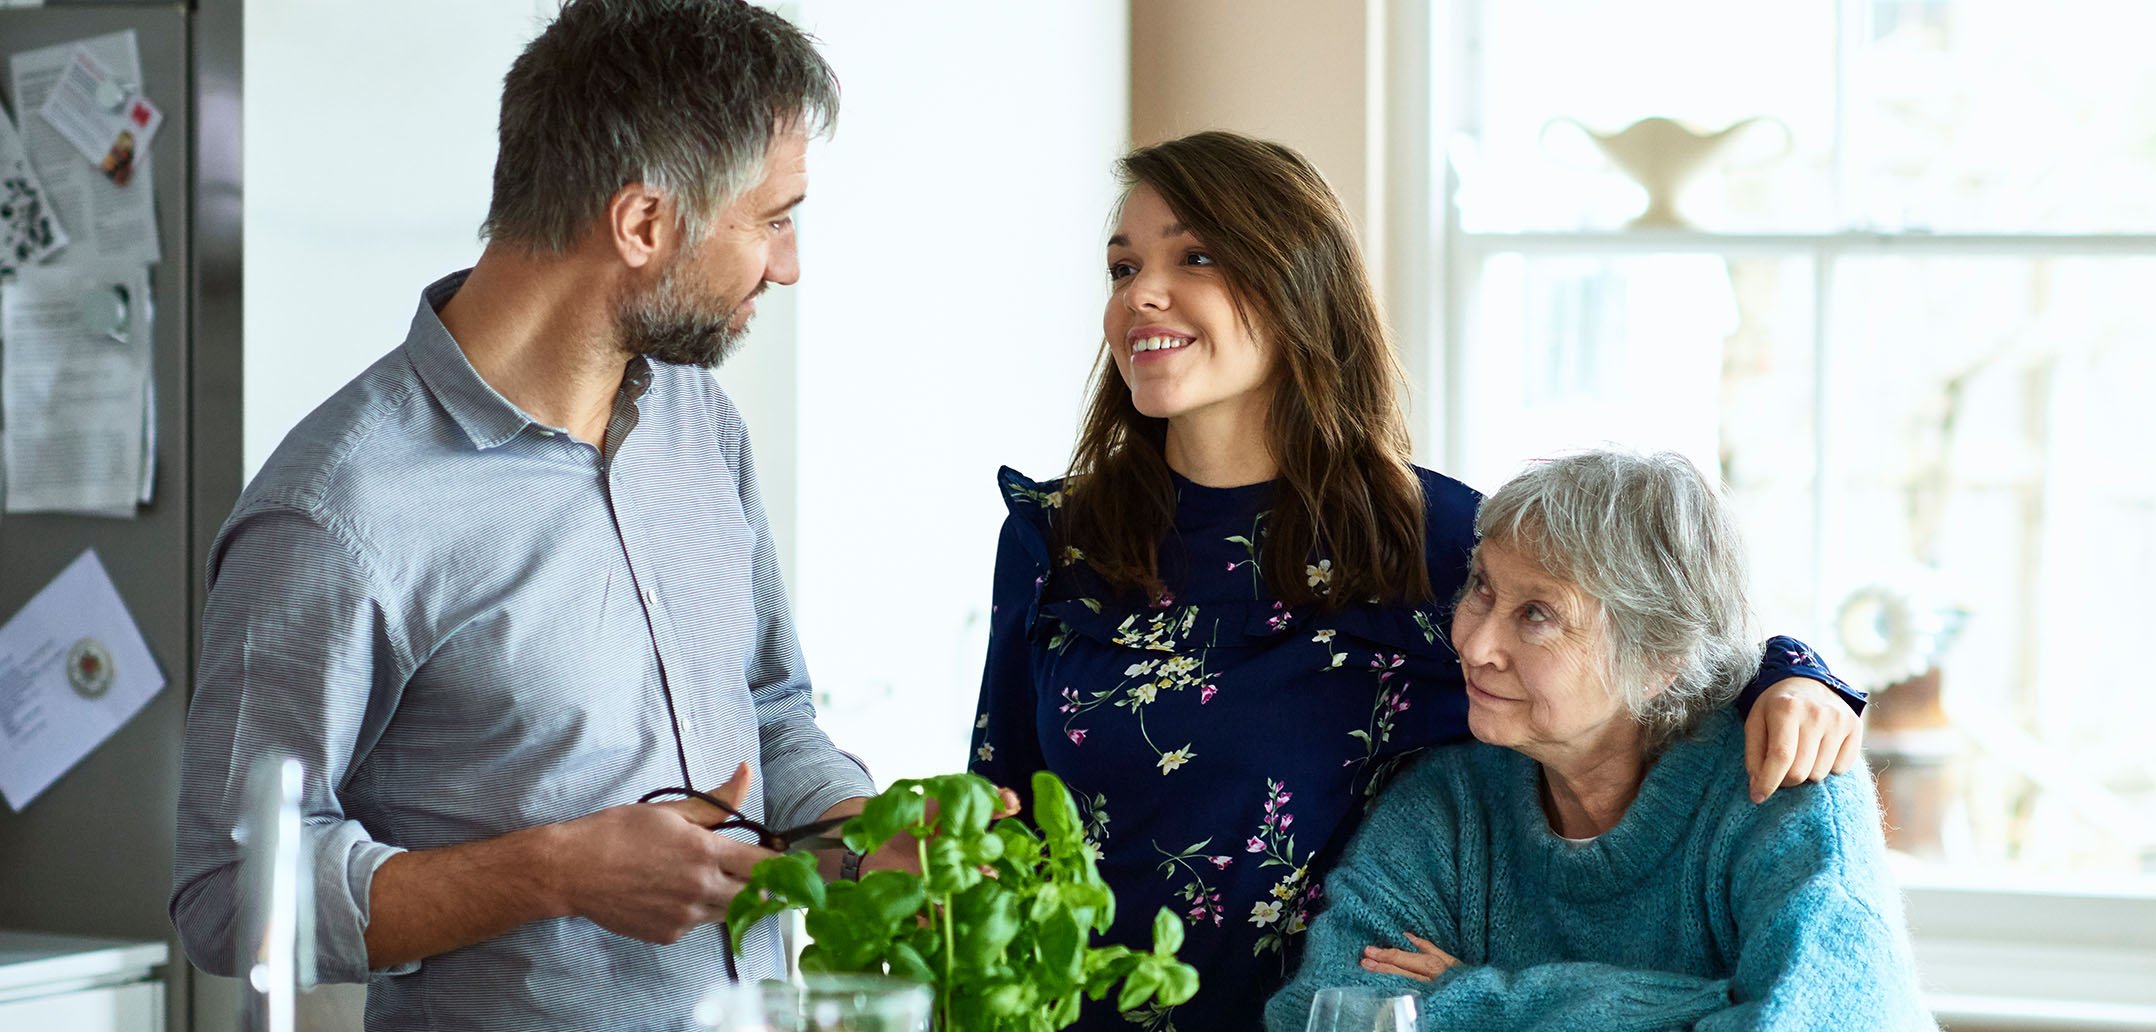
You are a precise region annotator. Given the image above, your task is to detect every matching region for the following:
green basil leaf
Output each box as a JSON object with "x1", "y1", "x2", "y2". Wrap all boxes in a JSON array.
[
  {"x1": 885, "y1": 941, "x2": 934, "y2": 985},
  {"x1": 947, "y1": 992, "x2": 995, "y2": 1032},
  {"x1": 1150, "y1": 906, "x2": 1184, "y2": 956},
  {"x1": 847, "y1": 782, "x2": 927, "y2": 853},
  {"x1": 985, "y1": 983, "x2": 1029, "y2": 1018},
  {"x1": 723, "y1": 887, "x2": 794, "y2": 953},
  {"x1": 1082, "y1": 946, "x2": 1137, "y2": 1000},
  {"x1": 761, "y1": 852, "x2": 826, "y2": 910},
  {"x1": 1155, "y1": 959, "x2": 1200, "y2": 1006},
  {"x1": 953, "y1": 882, "x2": 1021, "y2": 968},
  {"x1": 854, "y1": 869, "x2": 928, "y2": 928},
  {"x1": 923, "y1": 772, "x2": 999, "y2": 835},
  {"x1": 925, "y1": 836, "x2": 983, "y2": 895},
  {"x1": 1031, "y1": 771, "x2": 1085, "y2": 854},
  {"x1": 1038, "y1": 908, "x2": 1085, "y2": 985},
  {"x1": 968, "y1": 829, "x2": 1007, "y2": 865},
  {"x1": 1115, "y1": 963, "x2": 1163, "y2": 1013}
]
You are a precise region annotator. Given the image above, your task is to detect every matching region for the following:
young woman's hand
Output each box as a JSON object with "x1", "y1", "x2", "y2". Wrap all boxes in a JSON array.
[{"x1": 1745, "y1": 677, "x2": 1863, "y2": 803}]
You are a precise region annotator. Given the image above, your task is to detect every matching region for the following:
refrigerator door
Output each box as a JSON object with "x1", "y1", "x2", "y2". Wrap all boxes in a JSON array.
[{"x1": 0, "y1": 4, "x2": 215, "y2": 1031}]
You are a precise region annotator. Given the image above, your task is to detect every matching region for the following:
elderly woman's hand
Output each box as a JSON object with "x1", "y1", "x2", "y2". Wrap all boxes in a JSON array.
[
  {"x1": 1360, "y1": 932, "x2": 1459, "y2": 982},
  {"x1": 1746, "y1": 677, "x2": 1862, "y2": 803}
]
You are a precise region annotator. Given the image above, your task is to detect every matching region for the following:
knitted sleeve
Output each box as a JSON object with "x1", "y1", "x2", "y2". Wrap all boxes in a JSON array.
[
  {"x1": 1696, "y1": 767, "x2": 1932, "y2": 1030},
  {"x1": 1264, "y1": 751, "x2": 1464, "y2": 1031},
  {"x1": 1415, "y1": 963, "x2": 1731, "y2": 1030}
]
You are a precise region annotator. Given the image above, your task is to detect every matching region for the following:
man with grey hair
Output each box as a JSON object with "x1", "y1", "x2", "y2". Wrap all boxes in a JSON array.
[{"x1": 172, "y1": 3, "x2": 888, "y2": 1027}]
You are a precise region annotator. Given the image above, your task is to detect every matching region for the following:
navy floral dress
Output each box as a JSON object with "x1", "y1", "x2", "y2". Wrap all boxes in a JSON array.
[{"x1": 968, "y1": 465, "x2": 1855, "y2": 1032}]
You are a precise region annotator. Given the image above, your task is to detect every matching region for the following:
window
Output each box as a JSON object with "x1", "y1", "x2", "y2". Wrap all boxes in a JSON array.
[{"x1": 1432, "y1": 0, "x2": 2156, "y2": 894}]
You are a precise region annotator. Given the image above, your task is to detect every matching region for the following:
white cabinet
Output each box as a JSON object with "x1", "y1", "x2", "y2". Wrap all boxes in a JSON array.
[{"x1": 0, "y1": 931, "x2": 167, "y2": 1032}]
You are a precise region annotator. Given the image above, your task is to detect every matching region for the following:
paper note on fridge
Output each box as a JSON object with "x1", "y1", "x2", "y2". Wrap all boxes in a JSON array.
[
  {"x1": 36, "y1": 45, "x2": 163, "y2": 186},
  {"x1": 1, "y1": 263, "x2": 152, "y2": 516},
  {"x1": 0, "y1": 550, "x2": 166, "y2": 810},
  {"x1": 0, "y1": 104, "x2": 70, "y2": 274},
  {"x1": 7, "y1": 30, "x2": 159, "y2": 265}
]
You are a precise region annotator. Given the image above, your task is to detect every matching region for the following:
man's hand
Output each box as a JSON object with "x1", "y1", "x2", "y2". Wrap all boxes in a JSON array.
[
  {"x1": 1362, "y1": 932, "x2": 1460, "y2": 982},
  {"x1": 550, "y1": 762, "x2": 775, "y2": 944},
  {"x1": 363, "y1": 763, "x2": 774, "y2": 968},
  {"x1": 1745, "y1": 677, "x2": 1863, "y2": 803}
]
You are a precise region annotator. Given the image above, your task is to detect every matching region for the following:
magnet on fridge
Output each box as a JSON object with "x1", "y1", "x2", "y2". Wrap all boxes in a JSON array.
[
  {"x1": 94, "y1": 77, "x2": 131, "y2": 113},
  {"x1": 77, "y1": 282, "x2": 130, "y2": 344},
  {"x1": 67, "y1": 637, "x2": 116, "y2": 699}
]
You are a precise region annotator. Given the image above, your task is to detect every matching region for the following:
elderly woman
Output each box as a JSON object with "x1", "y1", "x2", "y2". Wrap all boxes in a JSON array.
[{"x1": 1267, "y1": 450, "x2": 1930, "y2": 1030}]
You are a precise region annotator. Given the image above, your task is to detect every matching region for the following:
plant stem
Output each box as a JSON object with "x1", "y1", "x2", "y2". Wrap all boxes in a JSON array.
[
  {"x1": 941, "y1": 895, "x2": 956, "y2": 1029},
  {"x1": 920, "y1": 829, "x2": 951, "y2": 1029}
]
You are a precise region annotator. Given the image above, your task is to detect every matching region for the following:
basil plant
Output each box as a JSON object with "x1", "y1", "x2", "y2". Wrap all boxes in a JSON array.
[{"x1": 728, "y1": 771, "x2": 1199, "y2": 1031}]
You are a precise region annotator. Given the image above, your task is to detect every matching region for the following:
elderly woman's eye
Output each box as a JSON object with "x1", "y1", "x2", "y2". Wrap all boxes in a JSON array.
[
  {"x1": 1523, "y1": 603, "x2": 1551, "y2": 624},
  {"x1": 1460, "y1": 574, "x2": 1492, "y2": 606}
]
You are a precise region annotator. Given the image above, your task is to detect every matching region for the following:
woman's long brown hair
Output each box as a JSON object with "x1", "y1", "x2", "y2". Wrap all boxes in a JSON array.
[{"x1": 1059, "y1": 131, "x2": 1430, "y2": 609}]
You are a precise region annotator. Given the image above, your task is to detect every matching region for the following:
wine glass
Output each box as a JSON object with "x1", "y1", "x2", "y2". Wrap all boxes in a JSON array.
[
  {"x1": 695, "y1": 974, "x2": 932, "y2": 1032},
  {"x1": 1305, "y1": 985, "x2": 1418, "y2": 1032}
]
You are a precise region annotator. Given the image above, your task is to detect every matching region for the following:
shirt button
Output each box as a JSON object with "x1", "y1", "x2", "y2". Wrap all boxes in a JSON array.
[{"x1": 642, "y1": 587, "x2": 657, "y2": 607}]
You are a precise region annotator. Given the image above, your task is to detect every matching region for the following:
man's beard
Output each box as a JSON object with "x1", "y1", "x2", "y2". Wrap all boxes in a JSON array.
[{"x1": 614, "y1": 258, "x2": 759, "y2": 369}]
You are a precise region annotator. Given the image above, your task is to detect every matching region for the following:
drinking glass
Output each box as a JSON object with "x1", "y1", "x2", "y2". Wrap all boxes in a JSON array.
[
  {"x1": 1304, "y1": 985, "x2": 1418, "y2": 1032},
  {"x1": 695, "y1": 974, "x2": 932, "y2": 1032}
]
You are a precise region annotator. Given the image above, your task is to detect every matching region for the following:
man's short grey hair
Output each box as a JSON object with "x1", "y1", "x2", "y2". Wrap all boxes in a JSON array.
[
  {"x1": 1473, "y1": 449, "x2": 1762, "y2": 752},
  {"x1": 482, "y1": 0, "x2": 839, "y2": 255}
]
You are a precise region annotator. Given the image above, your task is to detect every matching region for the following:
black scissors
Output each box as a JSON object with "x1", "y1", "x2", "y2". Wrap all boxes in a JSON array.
[{"x1": 636, "y1": 786, "x2": 850, "y2": 853}]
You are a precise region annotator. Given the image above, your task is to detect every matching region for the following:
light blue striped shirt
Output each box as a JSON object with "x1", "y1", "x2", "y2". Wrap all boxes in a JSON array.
[{"x1": 172, "y1": 271, "x2": 873, "y2": 1031}]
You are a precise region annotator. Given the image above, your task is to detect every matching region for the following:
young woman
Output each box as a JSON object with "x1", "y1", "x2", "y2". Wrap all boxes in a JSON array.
[{"x1": 968, "y1": 131, "x2": 1864, "y2": 1031}]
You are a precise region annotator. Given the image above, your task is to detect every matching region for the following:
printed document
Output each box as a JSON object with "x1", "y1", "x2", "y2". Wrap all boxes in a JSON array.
[
  {"x1": 7, "y1": 30, "x2": 158, "y2": 265},
  {"x1": 0, "y1": 550, "x2": 164, "y2": 810},
  {"x1": 1, "y1": 263, "x2": 151, "y2": 515}
]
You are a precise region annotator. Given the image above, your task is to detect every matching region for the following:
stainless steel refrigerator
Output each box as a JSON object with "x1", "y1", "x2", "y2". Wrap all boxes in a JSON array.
[{"x1": 0, "y1": 2, "x2": 242, "y2": 1031}]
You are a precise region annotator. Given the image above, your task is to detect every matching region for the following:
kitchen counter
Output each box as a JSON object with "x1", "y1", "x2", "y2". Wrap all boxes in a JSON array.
[{"x1": 0, "y1": 930, "x2": 167, "y2": 1031}]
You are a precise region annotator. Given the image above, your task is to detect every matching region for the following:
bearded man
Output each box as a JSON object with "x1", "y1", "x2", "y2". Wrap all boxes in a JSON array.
[{"x1": 171, "y1": 4, "x2": 896, "y2": 1028}]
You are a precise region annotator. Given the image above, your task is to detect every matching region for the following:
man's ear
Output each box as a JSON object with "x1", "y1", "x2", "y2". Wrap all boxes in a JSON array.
[{"x1": 604, "y1": 182, "x2": 672, "y2": 270}]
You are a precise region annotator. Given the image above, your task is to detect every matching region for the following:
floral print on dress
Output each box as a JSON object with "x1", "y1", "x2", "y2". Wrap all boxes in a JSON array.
[
  {"x1": 1247, "y1": 778, "x2": 1319, "y2": 957},
  {"x1": 1110, "y1": 606, "x2": 1199, "y2": 652},
  {"x1": 1155, "y1": 838, "x2": 1231, "y2": 928},
  {"x1": 1346, "y1": 653, "x2": 1413, "y2": 774}
]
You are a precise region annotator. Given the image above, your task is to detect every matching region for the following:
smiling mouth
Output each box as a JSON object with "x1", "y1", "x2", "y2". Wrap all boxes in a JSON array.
[
  {"x1": 1131, "y1": 334, "x2": 1193, "y2": 354},
  {"x1": 1466, "y1": 679, "x2": 1519, "y2": 703}
]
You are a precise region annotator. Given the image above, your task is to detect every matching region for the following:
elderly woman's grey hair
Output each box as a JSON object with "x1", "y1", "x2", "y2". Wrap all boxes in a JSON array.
[{"x1": 1472, "y1": 449, "x2": 1762, "y2": 751}]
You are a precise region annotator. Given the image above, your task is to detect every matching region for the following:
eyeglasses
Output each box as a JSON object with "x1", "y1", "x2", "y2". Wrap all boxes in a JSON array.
[{"x1": 637, "y1": 786, "x2": 850, "y2": 854}]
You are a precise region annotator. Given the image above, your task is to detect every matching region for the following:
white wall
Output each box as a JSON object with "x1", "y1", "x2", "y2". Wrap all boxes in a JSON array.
[
  {"x1": 243, "y1": 1, "x2": 555, "y2": 477},
  {"x1": 243, "y1": 2, "x2": 1127, "y2": 789},
  {"x1": 779, "y1": 0, "x2": 1128, "y2": 783}
]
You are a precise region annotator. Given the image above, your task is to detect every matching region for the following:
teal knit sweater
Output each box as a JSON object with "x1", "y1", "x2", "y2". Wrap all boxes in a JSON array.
[{"x1": 1266, "y1": 710, "x2": 1933, "y2": 1030}]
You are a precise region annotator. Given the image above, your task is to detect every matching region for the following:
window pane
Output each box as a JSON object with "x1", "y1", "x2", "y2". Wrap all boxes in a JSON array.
[
  {"x1": 1851, "y1": 0, "x2": 2156, "y2": 232},
  {"x1": 1826, "y1": 256, "x2": 2156, "y2": 876},
  {"x1": 1463, "y1": 1, "x2": 1836, "y2": 231},
  {"x1": 1454, "y1": 254, "x2": 1821, "y2": 635}
]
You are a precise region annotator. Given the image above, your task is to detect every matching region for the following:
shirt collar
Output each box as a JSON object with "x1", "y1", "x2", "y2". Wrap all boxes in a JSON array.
[{"x1": 405, "y1": 269, "x2": 537, "y2": 451}]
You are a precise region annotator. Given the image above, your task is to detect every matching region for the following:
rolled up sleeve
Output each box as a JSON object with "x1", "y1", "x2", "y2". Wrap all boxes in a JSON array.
[{"x1": 171, "y1": 506, "x2": 414, "y2": 983}]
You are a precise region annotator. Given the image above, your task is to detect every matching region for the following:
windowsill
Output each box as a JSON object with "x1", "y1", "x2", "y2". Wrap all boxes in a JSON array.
[
  {"x1": 1901, "y1": 867, "x2": 2156, "y2": 1030},
  {"x1": 1448, "y1": 228, "x2": 2156, "y2": 256}
]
